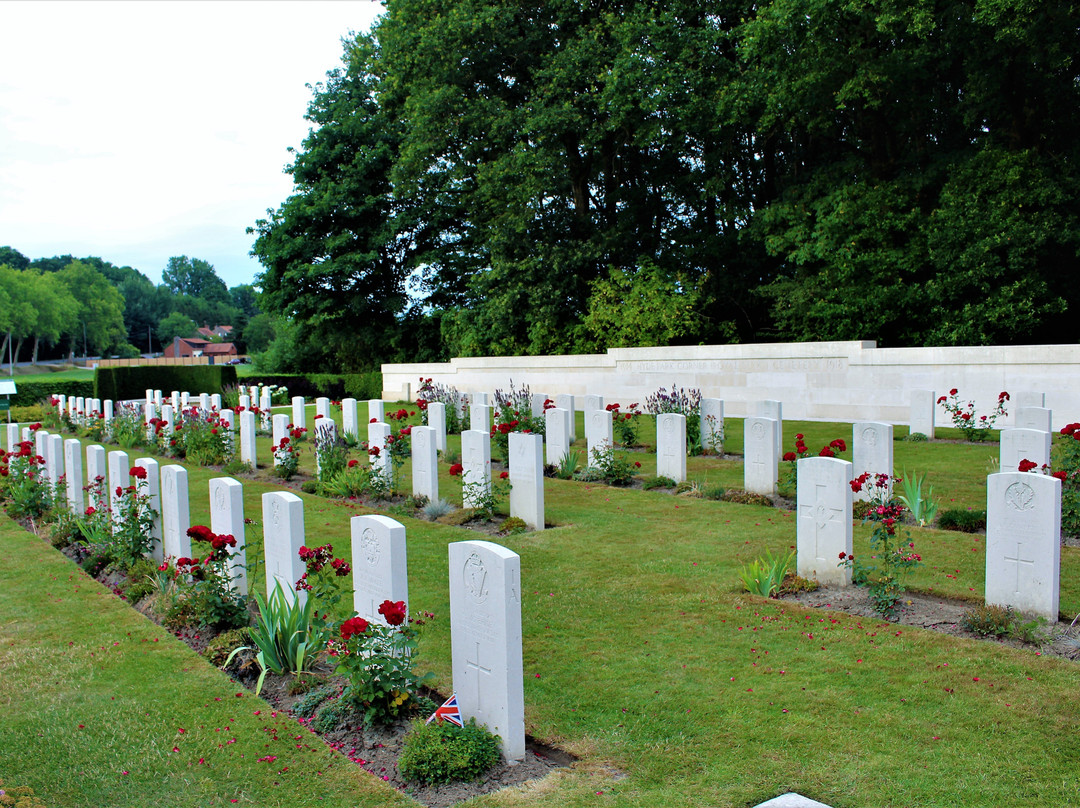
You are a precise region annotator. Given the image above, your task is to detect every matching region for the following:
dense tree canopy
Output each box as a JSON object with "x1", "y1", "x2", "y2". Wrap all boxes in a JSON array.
[{"x1": 250, "y1": 0, "x2": 1080, "y2": 369}]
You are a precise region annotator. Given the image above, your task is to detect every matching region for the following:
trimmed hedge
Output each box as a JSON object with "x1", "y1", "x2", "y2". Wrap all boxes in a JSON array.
[
  {"x1": 244, "y1": 372, "x2": 382, "y2": 401},
  {"x1": 94, "y1": 366, "x2": 238, "y2": 402},
  {"x1": 6, "y1": 379, "x2": 95, "y2": 408}
]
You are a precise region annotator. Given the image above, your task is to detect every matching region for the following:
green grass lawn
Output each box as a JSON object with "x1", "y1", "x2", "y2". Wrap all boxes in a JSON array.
[{"x1": 3, "y1": 409, "x2": 1079, "y2": 807}]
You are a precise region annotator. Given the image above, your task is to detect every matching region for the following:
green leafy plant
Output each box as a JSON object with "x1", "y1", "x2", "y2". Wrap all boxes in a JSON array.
[
  {"x1": 606, "y1": 402, "x2": 643, "y2": 447},
  {"x1": 896, "y1": 471, "x2": 939, "y2": 526},
  {"x1": 449, "y1": 463, "x2": 509, "y2": 519},
  {"x1": 778, "y1": 434, "x2": 847, "y2": 498},
  {"x1": 936, "y1": 508, "x2": 986, "y2": 533},
  {"x1": 905, "y1": 432, "x2": 929, "y2": 442},
  {"x1": 555, "y1": 450, "x2": 580, "y2": 480},
  {"x1": 0, "y1": 436, "x2": 53, "y2": 521},
  {"x1": 1053, "y1": 422, "x2": 1080, "y2": 536},
  {"x1": 960, "y1": 603, "x2": 1013, "y2": 637},
  {"x1": 584, "y1": 443, "x2": 640, "y2": 486},
  {"x1": 937, "y1": 388, "x2": 1009, "y2": 441},
  {"x1": 642, "y1": 475, "x2": 677, "y2": 490},
  {"x1": 499, "y1": 516, "x2": 528, "y2": 535},
  {"x1": 739, "y1": 549, "x2": 795, "y2": 598},
  {"x1": 167, "y1": 526, "x2": 247, "y2": 630},
  {"x1": 645, "y1": 384, "x2": 702, "y2": 454},
  {"x1": 323, "y1": 460, "x2": 391, "y2": 499},
  {"x1": 313, "y1": 420, "x2": 349, "y2": 482},
  {"x1": 398, "y1": 718, "x2": 501, "y2": 784},
  {"x1": 273, "y1": 435, "x2": 301, "y2": 480},
  {"x1": 701, "y1": 412, "x2": 725, "y2": 455}
]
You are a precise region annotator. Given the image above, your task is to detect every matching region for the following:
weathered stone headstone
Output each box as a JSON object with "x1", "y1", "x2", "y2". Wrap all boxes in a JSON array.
[
  {"x1": 369, "y1": 421, "x2": 392, "y2": 485},
  {"x1": 342, "y1": 398, "x2": 359, "y2": 439},
  {"x1": 291, "y1": 396, "x2": 306, "y2": 431},
  {"x1": 262, "y1": 491, "x2": 306, "y2": 604},
  {"x1": 509, "y1": 432, "x2": 544, "y2": 531},
  {"x1": 985, "y1": 472, "x2": 1060, "y2": 620},
  {"x1": 909, "y1": 390, "x2": 936, "y2": 439},
  {"x1": 64, "y1": 438, "x2": 84, "y2": 514},
  {"x1": 411, "y1": 425, "x2": 439, "y2": 502},
  {"x1": 852, "y1": 422, "x2": 894, "y2": 501},
  {"x1": 427, "y1": 401, "x2": 448, "y2": 453},
  {"x1": 239, "y1": 410, "x2": 257, "y2": 467},
  {"x1": 449, "y1": 540, "x2": 525, "y2": 761},
  {"x1": 461, "y1": 429, "x2": 492, "y2": 509},
  {"x1": 272, "y1": 414, "x2": 290, "y2": 465},
  {"x1": 743, "y1": 417, "x2": 778, "y2": 495},
  {"x1": 700, "y1": 398, "x2": 724, "y2": 454},
  {"x1": 1014, "y1": 406, "x2": 1052, "y2": 433},
  {"x1": 85, "y1": 445, "x2": 107, "y2": 509},
  {"x1": 545, "y1": 407, "x2": 571, "y2": 466},
  {"x1": 134, "y1": 457, "x2": 162, "y2": 561},
  {"x1": 368, "y1": 399, "x2": 385, "y2": 424},
  {"x1": 108, "y1": 450, "x2": 129, "y2": 533},
  {"x1": 656, "y1": 413, "x2": 687, "y2": 482},
  {"x1": 999, "y1": 428, "x2": 1051, "y2": 472},
  {"x1": 586, "y1": 408, "x2": 613, "y2": 467},
  {"x1": 554, "y1": 394, "x2": 576, "y2": 442},
  {"x1": 210, "y1": 477, "x2": 248, "y2": 596},
  {"x1": 470, "y1": 403, "x2": 492, "y2": 433},
  {"x1": 350, "y1": 514, "x2": 409, "y2": 625},
  {"x1": 757, "y1": 400, "x2": 784, "y2": 459},
  {"x1": 796, "y1": 456, "x2": 854, "y2": 586},
  {"x1": 160, "y1": 464, "x2": 191, "y2": 560}
]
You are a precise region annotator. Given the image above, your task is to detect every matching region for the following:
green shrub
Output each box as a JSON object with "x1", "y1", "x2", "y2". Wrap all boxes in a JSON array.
[
  {"x1": 701, "y1": 483, "x2": 725, "y2": 501},
  {"x1": 937, "y1": 508, "x2": 987, "y2": 532},
  {"x1": 905, "y1": 432, "x2": 929, "y2": 442},
  {"x1": 311, "y1": 697, "x2": 354, "y2": 733},
  {"x1": 202, "y1": 628, "x2": 252, "y2": 668},
  {"x1": 720, "y1": 490, "x2": 773, "y2": 507},
  {"x1": 398, "y1": 718, "x2": 502, "y2": 784},
  {"x1": 643, "y1": 476, "x2": 677, "y2": 490},
  {"x1": 121, "y1": 557, "x2": 160, "y2": 603},
  {"x1": 7, "y1": 378, "x2": 94, "y2": 408},
  {"x1": 499, "y1": 516, "x2": 528, "y2": 535},
  {"x1": 960, "y1": 604, "x2": 1013, "y2": 637},
  {"x1": 94, "y1": 365, "x2": 237, "y2": 401},
  {"x1": 778, "y1": 573, "x2": 819, "y2": 595},
  {"x1": 739, "y1": 549, "x2": 795, "y2": 598},
  {"x1": 293, "y1": 687, "x2": 334, "y2": 719}
]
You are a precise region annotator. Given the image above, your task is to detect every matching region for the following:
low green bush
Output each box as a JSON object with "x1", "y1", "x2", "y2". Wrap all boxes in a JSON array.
[
  {"x1": 960, "y1": 604, "x2": 1013, "y2": 637},
  {"x1": 94, "y1": 365, "x2": 237, "y2": 401},
  {"x1": 398, "y1": 718, "x2": 501, "y2": 784},
  {"x1": 937, "y1": 508, "x2": 987, "y2": 532}
]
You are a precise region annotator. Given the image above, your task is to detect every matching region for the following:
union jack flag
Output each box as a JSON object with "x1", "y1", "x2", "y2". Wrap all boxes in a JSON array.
[{"x1": 426, "y1": 694, "x2": 464, "y2": 727}]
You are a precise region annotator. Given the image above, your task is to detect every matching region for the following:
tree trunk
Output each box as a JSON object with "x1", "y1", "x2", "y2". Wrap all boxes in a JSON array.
[
  {"x1": 0, "y1": 332, "x2": 9, "y2": 373},
  {"x1": 13, "y1": 337, "x2": 24, "y2": 370},
  {"x1": 31, "y1": 337, "x2": 40, "y2": 366}
]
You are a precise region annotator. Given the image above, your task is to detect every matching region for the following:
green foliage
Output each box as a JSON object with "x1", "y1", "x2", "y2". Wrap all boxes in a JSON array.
[
  {"x1": 311, "y1": 697, "x2": 354, "y2": 733},
  {"x1": 93, "y1": 365, "x2": 237, "y2": 402},
  {"x1": 896, "y1": 471, "x2": 938, "y2": 527},
  {"x1": 498, "y1": 516, "x2": 527, "y2": 535},
  {"x1": 960, "y1": 604, "x2": 1013, "y2": 638},
  {"x1": 739, "y1": 549, "x2": 795, "y2": 598},
  {"x1": 937, "y1": 389, "x2": 1009, "y2": 441},
  {"x1": 398, "y1": 718, "x2": 501, "y2": 785},
  {"x1": 292, "y1": 686, "x2": 334, "y2": 719},
  {"x1": 1052, "y1": 425, "x2": 1080, "y2": 537},
  {"x1": 420, "y1": 498, "x2": 454, "y2": 521},
  {"x1": 642, "y1": 476, "x2": 677, "y2": 491},
  {"x1": 720, "y1": 490, "x2": 774, "y2": 507},
  {"x1": 555, "y1": 450, "x2": 580, "y2": 481},
  {"x1": 5, "y1": 379, "x2": 94, "y2": 409},
  {"x1": 582, "y1": 444, "x2": 641, "y2": 487},
  {"x1": 156, "y1": 311, "x2": 200, "y2": 345},
  {"x1": 202, "y1": 628, "x2": 252, "y2": 668},
  {"x1": 936, "y1": 508, "x2": 987, "y2": 533},
  {"x1": 905, "y1": 432, "x2": 929, "y2": 442}
]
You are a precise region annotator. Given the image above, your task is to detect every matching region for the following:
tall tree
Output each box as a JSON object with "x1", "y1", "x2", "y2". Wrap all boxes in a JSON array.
[
  {"x1": 55, "y1": 261, "x2": 128, "y2": 356},
  {"x1": 0, "y1": 265, "x2": 38, "y2": 370},
  {"x1": 162, "y1": 256, "x2": 230, "y2": 304},
  {"x1": 26, "y1": 271, "x2": 79, "y2": 364}
]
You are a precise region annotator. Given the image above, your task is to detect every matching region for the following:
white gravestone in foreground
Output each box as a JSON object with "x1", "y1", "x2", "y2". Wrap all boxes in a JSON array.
[
  {"x1": 64, "y1": 438, "x2": 84, "y2": 514},
  {"x1": 554, "y1": 394, "x2": 576, "y2": 442},
  {"x1": 743, "y1": 417, "x2": 778, "y2": 496},
  {"x1": 509, "y1": 432, "x2": 544, "y2": 531},
  {"x1": 428, "y1": 401, "x2": 448, "y2": 453},
  {"x1": 656, "y1": 413, "x2": 686, "y2": 483},
  {"x1": 449, "y1": 540, "x2": 525, "y2": 761},
  {"x1": 161, "y1": 464, "x2": 191, "y2": 560},
  {"x1": 411, "y1": 425, "x2": 439, "y2": 502},
  {"x1": 586, "y1": 409, "x2": 613, "y2": 467},
  {"x1": 210, "y1": 477, "x2": 248, "y2": 596},
  {"x1": 545, "y1": 407, "x2": 571, "y2": 466},
  {"x1": 985, "y1": 472, "x2": 1060, "y2": 620},
  {"x1": 461, "y1": 430, "x2": 492, "y2": 509},
  {"x1": 342, "y1": 398, "x2": 359, "y2": 440},
  {"x1": 852, "y1": 422, "x2": 893, "y2": 501},
  {"x1": 5, "y1": 423, "x2": 20, "y2": 453},
  {"x1": 134, "y1": 458, "x2": 162, "y2": 562},
  {"x1": 1014, "y1": 407, "x2": 1052, "y2": 434},
  {"x1": 262, "y1": 491, "x2": 306, "y2": 605},
  {"x1": 350, "y1": 514, "x2": 409, "y2": 626},
  {"x1": 796, "y1": 456, "x2": 853, "y2": 587},
  {"x1": 757, "y1": 400, "x2": 783, "y2": 459},
  {"x1": 999, "y1": 428, "x2": 1051, "y2": 472},
  {"x1": 700, "y1": 398, "x2": 724, "y2": 454},
  {"x1": 909, "y1": 390, "x2": 936, "y2": 439}
]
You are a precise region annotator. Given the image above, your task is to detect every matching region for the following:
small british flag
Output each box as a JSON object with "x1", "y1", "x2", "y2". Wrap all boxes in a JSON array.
[{"x1": 426, "y1": 694, "x2": 464, "y2": 727}]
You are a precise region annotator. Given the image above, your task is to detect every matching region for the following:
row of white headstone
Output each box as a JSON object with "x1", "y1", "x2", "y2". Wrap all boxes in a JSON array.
[
  {"x1": 794, "y1": 455, "x2": 1061, "y2": 621},
  {"x1": 10, "y1": 423, "x2": 527, "y2": 761}
]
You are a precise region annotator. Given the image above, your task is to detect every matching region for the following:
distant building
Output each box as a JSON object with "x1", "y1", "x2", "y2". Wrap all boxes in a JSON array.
[
  {"x1": 165, "y1": 336, "x2": 238, "y2": 360},
  {"x1": 196, "y1": 324, "x2": 234, "y2": 340}
]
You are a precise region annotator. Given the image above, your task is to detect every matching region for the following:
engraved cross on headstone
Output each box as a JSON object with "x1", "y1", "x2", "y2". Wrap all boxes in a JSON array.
[
  {"x1": 466, "y1": 641, "x2": 492, "y2": 706},
  {"x1": 1003, "y1": 541, "x2": 1035, "y2": 594},
  {"x1": 799, "y1": 483, "x2": 843, "y2": 563}
]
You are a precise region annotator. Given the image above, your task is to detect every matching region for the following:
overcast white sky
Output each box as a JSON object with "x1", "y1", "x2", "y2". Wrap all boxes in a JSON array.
[{"x1": 0, "y1": 0, "x2": 384, "y2": 290}]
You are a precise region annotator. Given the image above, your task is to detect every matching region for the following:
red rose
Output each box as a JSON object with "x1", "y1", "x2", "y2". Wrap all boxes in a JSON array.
[
  {"x1": 1018, "y1": 459, "x2": 1037, "y2": 472},
  {"x1": 783, "y1": 451, "x2": 797, "y2": 461},
  {"x1": 819, "y1": 446, "x2": 835, "y2": 457},
  {"x1": 448, "y1": 463, "x2": 463, "y2": 476},
  {"x1": 830, "y1": 439, "x2": 847, "y2": 452},
  {"x1": 115, "y1": 486, "x2": 123, "y2": 497},
  {"x1": 949, "y1": 388, "x2": 958, "y2": 396},
  {"x1": 1052, "y1": 471, "x2": 1067, "y2": 482},
  {"x1": 377, "y1": 600, "x2": 407, "y2": 626},
  {"x1": 347, "y1": 459, "x2": 359, "y2": 468},
  {"x1": 370, "y1": 417, "x2": 377, "y2": 423},
  {"x1": 368, "y1": 446, "x2": 380, "y2": 457},
  {"x1": 999, "y1": 391, "x2": 1009, "y2": 401},
  {"x1": 341, "y1": 616, "x2": 369, "y2": 640},
  {"x1": 129, "y1": 466, "x2": 147, "y2": 479}
]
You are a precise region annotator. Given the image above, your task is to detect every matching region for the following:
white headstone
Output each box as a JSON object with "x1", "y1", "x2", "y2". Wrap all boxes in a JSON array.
[
  {"x1": 239, "y1": 394, "x2": 251, "y2": 411},
  {"x1": 171, "y1": 391, "x2": 180, "y2": 412},
  {"x1": 470, "y1": 403, "x2": 492, "y2": 434},
  {"x1": 1014, "y1": 406, "x2": 1052, "y2": 433},
  {"x1": 259, "y1": 391, "x2": 272, "y2": 430},
  {"x1": 316, "y1": 397, "x2": 331, "y2": 421},
  {"x1": 210, "y1": 478, "x2": 248, "y2": 596},
  {"x1": 211, "y1": 393, "x2": 222, "y2": 411},
  {"x1": 291, "y1": 396, "x2": 306, "y2": 431},
  {"x1": 586, "y1": 408, "x2": 613, "y2": 467},
  {"x1": 368, "y1": 399, "x2": 385, "y2": 424},
  {"x1": 700, "y1": 398, "x2": 724, "y2": 454},
  {"x1": 34, "y1": 430, "x2": 49, "y2": 475},
  {"x1": 342, "y1": 398, "x2": 359, "y2": 439},
  {"x1": 656, "y1": 413, "x2": 686, "y2": 482},
  {"x1": 5, "y1": 423, "x2": 19, "y2": 453},
  {"x1": 161, "y1": 464, "x2": 191, "y2": 560},
  {"x1": 46, "y1": 433, "x2": 65, "y2": 491},
  {"x1": 530, "y1": 393, "x2": 548, "y2": 418},
  {"x1": 545, "y1": 407, "x2": 571, "y2": 466},
  {"x1": 107, "y1": 450, "x2": 129, "y2": 533},
  {"x1": 262, "y1": 491, "x2": 306, "y2": 604},
  {"x1": 743, "y1": 417, "x2": 778, "y2": 495},
  {"x1": 796, "y1": 456, "x2": 854, "y2": 586},
  {"x1": 85, "y1": 445, "x2": 107, "y2": 509},
  {"x1": 161, "y1": 404, "x2": 175, "y2": 435},
  {"x1": 103, "y1": 399, "x2": 114, "y2": 422},
  {"x1": 369, "y1": 421, "x2": 392, "y2": 484},
  {"x1": 449, "y1": 540, "x2": 525, "y2": 761},
  {"x1": 582, "y1": 394, "x2": 604, "y2": 414},
  {"x1": 350, "y1": 514, "x2": 409, "y2": 625},
  {"x1": 154, "y1": 390, "x2": 163, "y2": 408},
  {"x1": 999, "y1": 428, "x2": 1051, "y2": 472},
  {"x1": 134, "y1": 458, "x2": 162, "y2": 562},
  {"x1": 554, "y1": 394, "x2": 576, "y2": 442},
  {"x1": 181, "y1": 391, "x2": 190, "y2": 408},
  {"x1": 239, "y1": 410, "x2": 257, "y2": 467},
  {"x1": 427, "y1": 401, "x2": 448, "y2": 453},
  {"x1": 1014, "y1": 392, "x2": 1045, "y2": 409},
  {"x1": 852, "y1": 422, "x2": 894, "y2": 501},
  {"x1": 199, "y1": 393, "x2": 211, "y2": 413},
  {"x1": 509, "y1": 432, "x2": 544, "y2": 531},
  {"x1": 272, "y1": 414, "x2": 290, "y2": 465},
  {"x1": 411, "y1": 426, "x2": 439, "y2": 502},
  {"x1": 470, "y1": 392, "x2": 489, "y2": 406},
  {"x1": 757, "y1": 400, "x2": 783, "y2": 459},
  {"x1": 985, "y1": 472, "x2": 1060, "y2": 620},
  {"x1": 64, "y1": 438, "x2": 84, "y2": 514},
  {"x1": 220, "y1": 409, "x2": 235, "y2": 449},
  {"x1": 461, "y1": 430, "x2": 492, "y2": 509},
  {"x1": 909, "y1": 390, "x2": 936, "y2": 439}
]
